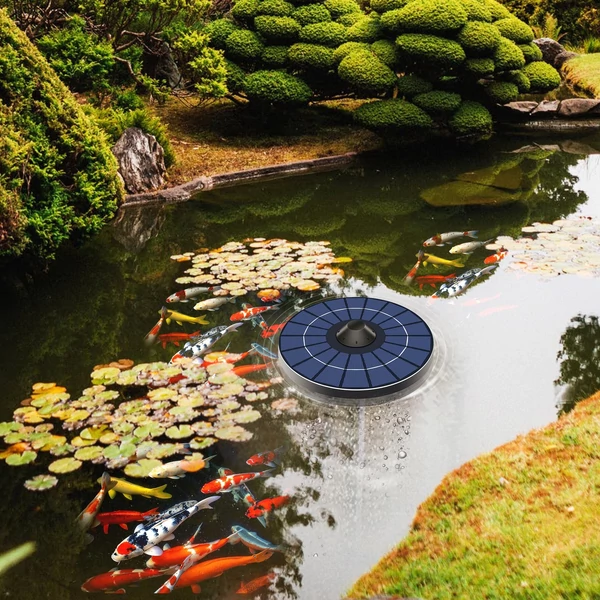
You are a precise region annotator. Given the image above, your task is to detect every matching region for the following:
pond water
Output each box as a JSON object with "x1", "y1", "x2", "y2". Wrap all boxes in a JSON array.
[{"x1": 1, "y1": 132, "x2": 600, "y2": 599}]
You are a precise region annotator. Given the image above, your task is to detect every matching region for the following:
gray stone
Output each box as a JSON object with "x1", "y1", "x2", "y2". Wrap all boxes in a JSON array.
[
  {"x1": 531, "y1": 100, "x2": 559, "y2": 115},
  {"x1": 533, "y1": 38, "x2": 567, "y2": 66},
  {"x1": 112, "y1": 127, "x2": 166, "y2": 194},
  {"x1": 558, "y1": 98, "x2": 600, "y2": 117},
  {"x1": 502, "y1": 101, "x2": 539, "y2": 114},
  {"x1": 555, "y1": 50, "x2": 578, "y2": 69},
  {"x1": 155, "y1": 42, "x2": 182, "y2": 89},
  {"x1": 559, "y1": 140, "x2": 600, "y2": 155}
]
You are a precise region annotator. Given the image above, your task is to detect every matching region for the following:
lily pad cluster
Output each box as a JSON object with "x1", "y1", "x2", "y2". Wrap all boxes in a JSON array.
[
  {"x1": 493, "y1": 217, "x2": 600, "y2": 278},
  {"x1": 171, "y1": 238, "x2": 351, "y2": 294}
]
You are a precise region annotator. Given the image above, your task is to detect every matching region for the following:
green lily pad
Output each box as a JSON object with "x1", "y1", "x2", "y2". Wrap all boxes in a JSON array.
[
  {"x1": 168, "y1": 406, "x2": 198, "y2": 422},
  {"x1": 189, "y1": 436, "x2": 217, "y2": 450},
  {"x1": 150, "y1": 400, "x2": 172, "y2": 411},
  {"x1": 49, "y1": 444, "x2": 74, "y2": 456},
  {"x1": 71, "y1": 436, "x2": 97, "y2": 448},
  {"x1": 208, "y1": 372, "x2": 240, "y2": 385},
  {"x1": 82, "y1": 385, "x2": 106, "y2": 396},
  {"x1": 215, "y1": 425, "x2": 252, "y2": 442},
  {"x1": 181, "y1": 369, "x2": 206, "y2": 383},
  {"x1": 124, "y1": 459, "x2": 163, "y2": 478},
  {"x1": 38, "y1": 404, "x2": 65, "y2": 417},
  {"x1": 219, "y1": 400, "x2": 241, "y2": 412},
  {"x1": 34, "y1": 424, "x2": 54, "y2": 433},
  {"x1": 30, "y1": 434, "x2": 54, "y2": 450},
  {"x1": 221, "y1": 409, "x2": 261, "y2": 424},
  {"x1": 112, "y1": 421, "x2": 134, "y2": 435},
  {"x1": 0, "y1": 422, "x2": 22, "y2": 437},
  {"x1": 80, "y1": 426, "x2": 108, "y2": 441},
  {"x1": 191, "y1": 421, "x2": 215, "y2": 435},
  {"x1": 48, "y1": 457, "x2": 82, "y2": 473},
  {"x1": 147, "y1": 443, "x2": 183, "y2": 459},
  {"x1": 65, "y1": 410, "x2": 90, "y2": 423},
  {"x1": 74, "y1": 446, "x2": 103, "y2": 461},
  {"x1": 40, "y1": 435, "x2": 67, "y2": 451},
  {"x1": 177, "y1": 394, "x2": 205, "y2": 408},
  {"x1": 30, "y1": 393, "x2": 69, "y2": 408},
  {"x1": 6, "y1": 451, "x2": 37, "y2": 466},
  {"x1": 147, "y1": 388, "x2": 177, "y2": 401},
  {"x1": 4, "y1": 432, "x2": 29, "y2": 444},
  {"x1": 116, "y1": 371, "x2": 137, "y2": 386},
  {"x1": 135, "y1": 441, "x2": 160, "y2": 459},
  {"x1": 90, "y1": 367, "x2": 120, "y2": 385},
  {"x1": 123, "y1": 413, "x2": 151, "y2": 424},
  {"x1": 95, "y1": 390, "x2": 120, "y2": 402},
  {"x1": 24, "y1": 474, "x2": 58, "y2": 491},
  {"x1": 134, "y1": 423, "x2": 165, "y2": 439},
  {"x1": 211, "y1": 383, "x2": 244, "y2": 399},
  {"x1": 103, "y1": 445, "x2": 121, "y2": 460},
  {"x1": 165, "y1": 425, "x2": 194, "y2": 439},
  {"x1": 99, "y1": 432, "x2": 119, "y2": 445},
  {"x1": 206, "y1": 363, "x2": 234, "y2": 375},
  {"x1": 118, "y1": 442, "x2": 137, "y2": 458}
]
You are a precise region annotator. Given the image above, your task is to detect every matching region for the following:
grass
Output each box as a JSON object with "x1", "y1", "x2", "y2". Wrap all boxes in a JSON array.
[
  {"x1": 148, "y1": 98, "x2": 382, "y2": 186},
  {"x1": 562, "y1": 54, "x2": 600, "y2": 99},
  {"x1": 347, "y1": 390, "x2": 600, "y2": 600}
]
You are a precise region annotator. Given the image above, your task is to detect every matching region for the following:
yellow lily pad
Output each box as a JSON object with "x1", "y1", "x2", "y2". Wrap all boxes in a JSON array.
[
  {"x1": 48, "y1": 457, "x2": 82, "y2": 473},
  {"x1": 147, "y1": 388, "x2": 177, "y2": 401},
  {"x1": 80, "y1": 426, "x2": 108, "y2": 441},
  {"x1": 74, "y1": 446, "x2": 104, "y2": 461},
  {"x1": 5, "y1": 451, "x2": 37, "y2": 466},
  {"x1": 71, "y1": 436, "x2": 97, "y2": 448},
  {"x1": 189, "y1": 436, "x2": 217, "y2": 450},
  {"x1": 124, "y1": 459, "x2": 163, "y2": 478},
  {"x1": 215, "y1": 425, "x2": 252, "y2": 442}
]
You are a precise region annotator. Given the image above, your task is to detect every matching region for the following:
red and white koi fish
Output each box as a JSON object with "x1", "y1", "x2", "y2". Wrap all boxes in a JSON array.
[
  {"x1": 415, "y1": 273, "x2": 456, "y2": 290},
  {"x1": 246, "y1": 495, "x2": 290, "y2": 519},
  {"x1": 232, "y1": 363, "x2": 272, "y2": 377},
  {"x1": 260, "y1": 323, "x2": 286, "y2": 338},
  {"x1": 219, "y1": 467, "x2": 267, "y2": 528},
  {"x1": 237, "y1": 571, "x2": 276, "y2": 594},
  {"x1": 484, "y1": 247, "x2": 508, "y2": 264},
  {"x1": 423, "y1": 230, "x2": 478, "y2": 247},
  {"x1": 230, "y1": 304, "x2": 278, "y2": 322},
  {"x1": 144, "y1": 307, "x2": 168, "y2": 346},
  {"x1": 246, "y1": 446, "x2": 286, "y2": 469},
  {"x1": 166, "y1": 286, "x2": 220, "y2": 303},
  {"x1": 201, "y1": 470, "x2": 274, "y2": 494},
  {"x1": 403, "y1": 250, "x2": 425, "y2": 286},
  {"x1": 81, "y1": 567, "x2": 173, "y2": 593},
  {"x1": 157, "y1": 331, "x2": 201, "y2": 349},
  {"x1": 76, "y1": 472, "x2": 117, "y2": 533},
  {"x1": 94, "y1": 508, "x2": 159, "y2": 534}
]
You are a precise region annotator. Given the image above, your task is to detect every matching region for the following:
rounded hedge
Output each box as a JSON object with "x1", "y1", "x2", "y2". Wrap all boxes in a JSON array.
[
  {"x1": 262, "y1": 45, "x2": 289, "y2": 65},
  {"x1": 300, "y1": 21, "x2": 347, "y2": 45},
  {"x1": 390, "y1": 0, "x2": 467, "y2": 34},
  {"x1": 225, "y1": 58, "x2": 246, "y2": 91},
  {"x1": 370, "y1": 39, "x2": 397, "y2": 66},
  {"x1": 347, "y1": 15, "x2": 382, "y2": 42},
  {"x1": 461, "y1": 0, "x2": 492, "y2": 22},
  {"x1": 464, "y1": 56, "x2": 495, "y2": 76},
  {"x1": 493, "y1": 17, "x2": 534, "y2": 44},
  {"x1": 484, "y1": 0, "x2": 511, "y2": 21},
  {"x1": 522, "y1": 60, "x2": 561, "y2": 92},
  {"x1": 324, "y1": 0, "x2": 361, "y2": 18},
  {"x1": 254, "y1": 15, "x2": 301, "y2": 41},
  {"x1": 354, "y1": 99, "x2": 433, "y2": 129},
  {"x1": 493, "y1": 37, "x2": 525, "y2": 71},
  {"x1": 292, "y1": 4, "x2": 331, "y2": 25},
  {"x1": 243, "y1": 69, "x2": 313, "y2": 104},
  {"x1": 519, "y1": 42, "x2": 542, "y2": 63},
  {"x1": 449, "y1": 100, "x2": 492, "y2": 136},
  {"x1": 457, "y1": 21, "x2": 502, "y2": 57},
  {"x1": 338, "y1": 49, "x2": 397, "y2": 93},
  {"x1": 413, "y1": 90, "x2": 462, "y2": 114},
  {"x1": 204, "y1": 19, "x2": 239, "y2": 49},
  {"x1": 289, "y1": 42, "x2": 335, "y2": 69},
  {"x1": 232, "y1": 0, "x2": 260, "y2": 21},
  {"x1": 396, "y1": 74, "x2": 433, "y2": 97},
  {"x1": 333, "y1": 41, "x2": 370, "y2": 63},
  {"x1": 369, "y1": 0, "x2": 410, "y2": 13},
  {"x1": 338, "y1": 12, "x2": 364, "y2": 26},
  {"x1": 257, "y1": 0, "x2": 295, "y2": 15},
  {"x1": 485, "y1": 80, "x2": 519, "y2": 104},
  {"x1": 226, "y1": 29, "x2": 264, "y2": 60},
  {"x1": 505, "y1": 69, "x2": 531, "y2": 92},
  {"x1": 396, "y1": 34, "x2": 466, "y2": 70}
]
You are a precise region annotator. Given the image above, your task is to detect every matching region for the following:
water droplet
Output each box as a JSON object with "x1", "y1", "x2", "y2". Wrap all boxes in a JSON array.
[
  {"x1": 383, "y1": 455, "x2": 388, "y2": 460},
  {"x1": 313, "y1": 553, "x2": 318, "y2": 557},
  {"x1": 374, "y1": 415, "x2": 380, "y2": 421},
  {"x1": 359, "y1": 462, "x2": 366, "y2": 469},
  {"x1": 327, "y1": 474, "x2": 333, "y2": 479},
  {"x1": 399, "y1": 451, "x2": 407, "y2": 459}
]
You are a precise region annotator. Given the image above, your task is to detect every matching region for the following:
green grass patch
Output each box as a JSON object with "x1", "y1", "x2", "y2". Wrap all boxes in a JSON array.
[
  {"x1": 347, "y1": 390, "x2": 600, "y2": 599},
  {"x1": 563, "y1": 54, "x2": 600, "y2": 99}
]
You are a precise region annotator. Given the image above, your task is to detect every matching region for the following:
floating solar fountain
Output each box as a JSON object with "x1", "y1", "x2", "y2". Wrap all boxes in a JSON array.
[{"x1": 278, "y1": 297, "x2": 434, "y2": 401}]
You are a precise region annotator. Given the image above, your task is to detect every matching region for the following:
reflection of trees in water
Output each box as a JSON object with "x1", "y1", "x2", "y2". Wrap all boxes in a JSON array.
[{"x1": 555, "y1": 314, "x2": 600, "y2": 416}]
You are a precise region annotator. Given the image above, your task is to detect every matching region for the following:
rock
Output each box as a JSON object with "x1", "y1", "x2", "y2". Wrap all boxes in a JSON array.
[
  {"x1": 558, "y1": 99, "x2": 600, "y2": 117},
  {"x1": 502, "y1": 101, "x2": 538, "y2": 115},
  {"x1": 555, "y1": 50, "x2": 578, "y2": 69},
  {"x1": 112, "y1": 127, "x2": 166, "y2": 194},
  {"x1": 533, "y1": 38, "x2": 567, "y2": 66},
  {"x1": 559, "y1": 140, "x2": 600, "y2": 155},
  {"x1": 143, "y1": 42, "x2": 182, "y2": 89},
  {"x1": 531, "y1": 100, "x2": 559, "y2": 116},
  {"x1": 111, "y1": 204, "x2": 166, "y2": 252}
]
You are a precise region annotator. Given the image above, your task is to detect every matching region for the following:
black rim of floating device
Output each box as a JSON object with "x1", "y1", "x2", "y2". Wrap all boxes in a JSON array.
[{"x1": 277, "y1": 297, "x2": 434, "y2": 399}]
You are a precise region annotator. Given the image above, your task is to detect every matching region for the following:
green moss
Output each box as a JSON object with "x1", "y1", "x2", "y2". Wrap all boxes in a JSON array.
[
  {"x1": 457, "y1": 21, "x2": 502, "y2": 57},
  {"x1": 300, "y1": 21, "x2": 347, "y2": 46},
  {"x1": 292, "y1": 4, "x2": 331, "y2": 25},
  {"x1": 413, "y1": 90, "x2": 462, "y2": 115},
  {"x1": 333, "y1": 41, "x2": 370, "y2": 63},
  {"x1": 369, "y1": 0, "x2": 410, "y2": 13},
  {"x1": 226, "y1": 29, "x2": 264, "y2": 60},
  {"x1": 464, "y1": 57, "x2": 495, "y2": 76},
  {"x1": 396, "y1": 34, "x2": 466, "y2": 70},
  {"x1": 354, "y1": 98, "x2": 433, "y2": 130},
  {"x1": 370, "y1": 39, "x2": 397, "y2": 66},
  {"x1": 324, "y1": 0, "x2": 361, "y2": 18},
  {"x1": 261, "y1": 45, "x2": 289, "y2": 65},
  {"x1": 493, "y1": 17, "x2": 534, "y2": 44},
  {"x1": 243, "y1": 69, "x2": 312, "y2": 104},
  {"x1": 519, "y1": 42, "x2": 543, "y2": 63},
  {"x1": 485, "y1": 80, "x2": 519, "y2": 103},
  {"x1": 493, "y1": 37, "x2": 525, "y2": 71},
  {"x1": 461, "y1": 0, "x2": 492, "y2": 22},
  {"x1": 204, "y1": 19, "x2": 240, "y2": 49},
  {"x1": 388, "y1": 0, "x2": 467, "y2": 34},
  {"x1": 449, "y1": 100, "x2": 492, "y2": 137},
  {"x1": 338, "y1": 49, "x2": 398, "y2": 93},
  {"x1": 396, "y1": 74, "x2": 433, "y2": 97},
  {"x1": 231, "y1": 0, "x2": 261, "y2": 21},
  {"x1": 289, "y1": 42, "x2": 335, "y2": 69},
  {"x1": 523, "y1": 60, "x2": 561, "y2": 92},
  {"x1": 257, "y1": 0, "x2": 295, "y2": 15},
  {"x1": 254, "y1": 15, "x2": 301, "y2": 41},
  {"x1": 347, "y1": 15, "x2": 383, "y2": 42}
]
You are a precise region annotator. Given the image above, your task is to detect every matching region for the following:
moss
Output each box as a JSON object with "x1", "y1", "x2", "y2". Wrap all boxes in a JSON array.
[
  {"x1": 388, "y1": 0, "x2": 467, "y2": 34},
  {"x1": 226, "y1": 29, "x2": 264, "y2": 60},
  {"x1": 485, "y1": 80, "x2": 519, "y2": 103},
  {"x1": 338, "y1": 49, "x2": 398, "y2": 93},
  {"x1": 369, "y1": 0, "x2": 410, "y2": 13},
  {"x1": 413, "y1": 90, "x2": 462, "y2": 115},
  {"x1": 449, "y1": 100, "x2": 492, "y2": 137},
  {"x1": 396, "y1": 74, "x2": 433, "y2": 97},
  {"x1": 354, "y1": 98, "x2": 433, "y2": 130},
  {"x1": 457, "y1": 21, "x2": 502, "y2": 57},
  {"x1": 333, "y1": 41, "x2": 370, "y2": 63},
  {"x1": 461, "y1": 0, "x2": 492, "y2": 22},
  {"x1": 493, "y1": 37, "x2": 525, "y2": 71},
  {"x1": 370, "y1": 39, "x2": 397, "y2": 67},
  {"x1": 243, "y1": 69, "x2": 312, "y2": 104},
  {"x1": 254, "y1": 15, "x2": 301, "y2": 41},
  {"x1": 324, "y1": 0, "x2": 361, "y2": 18},
  {"x1": 493, "y1": 17, "x2": 534, "y2": 44},
  {"x1": 204, "y1": 19, "x2": 240, "y2": 49},
  {"x1": 257, "y1": 0, "x2": 295, "y2": 15},
  {"x1": 289, "y1": 42, "x2": 335, "y2": 69},
  {"x1": 464, "y1": 56, "x2": 495, "y2": 76},
  {"x1": 396, "y1": 33, "x2": 466, "y2": 70},
  {"x1": 261, "y1": 45, "x2": 289, "y2": 65},
  {"x1": 292, "y1": 4, "x2": 331, "y2": 25},
  {"x1": 231, "y1": 0, "x2": 261, "y2": 21},
  {"x1": 519, "y1": 42, "x2": 543, "y2": 63},
  {"x1": 523, "y1": 60, "x2": 561, "y2": 92},
  {"x1": 300, "y1": 21, "x2": 347, "y2": 46},
  {"x1": 347, "y1": 15, "x2": 383, "y2": 43}
]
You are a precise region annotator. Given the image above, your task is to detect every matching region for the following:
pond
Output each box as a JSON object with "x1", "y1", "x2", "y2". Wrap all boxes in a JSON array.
[{"x1": 1, "y1": 131, "x2": 600, "y2": 599}]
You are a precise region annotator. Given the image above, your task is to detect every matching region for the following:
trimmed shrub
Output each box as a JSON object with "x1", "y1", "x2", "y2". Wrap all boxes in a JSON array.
[
  {"x1": 257, "y1": 0, "x2": 295, "y2": 15},
  {"x1": 493, "y1": 17, "x2": 534, "y2": 43},
  {"x1": 338, "y1": 12, "x2": 364, "y2": 26},
  {"x1": 457, "y1": 21, "x2": 502, "y2": 57},
  {"x1": 369, "y1": 0, "x2": 410, "y2": 13},
  {"x1": 292, "y1": 4, "x2": 331, "y2": 25},
  {"x1": 484, "y1": 80, "x2": 519, "y2": 103},
  {"x1": 338, "y1": 49, "x2": 397, "y2": 93},
  {"x1": 289, "y1": 42, "x2": 335, "y2": 69},
  {"x1": 522, "y1": 60, "x2": 561, "y2": 92},
  {"x1": 225, "y1": 58, "x2": 246, "y2": 91},
  {"x1": 204, "y1": 19, "x2": 240, "y2": 49},
  {"x1": 333, "y1": 41, "x2": 370, "y2": 63},
  {"x1": 226, "y1": 29, "x2": 264, "y2": 59},
  {"x1": 396, "y1": 34, "x2": 466, "y2": 70},
  {"x1": 347, "y1": 15, "x2": 383, "y2": 42},
  {"x1": 324, "y1": 0, "x2": 361, "y2": 18},
  {"x1": 396, "y1": 74, "x2": 433, "y2": 96},
  {"x1": 493, "y1": 37, "x2": 525, "y2": 70},
  {"x1": 254, "y1": 15, "x2": 301, "y2": 41},
  {"x1": 232, "y1": 0, "x2": 261, "y2": 21},
  {"x1": 354, "y1": 99, "x2": 433, "y2": 129},
  {"x1": 262, "y1": 45, "x2": 289, "y2": 65},
  {"x1": 371, "y1": 39, "x2": 397, "y2": 66},
  {"x1": 413, "y1": 90, "x2": 462, "y2": 114},
  {"x1": 243, "y1": 69, "x2": 312, "y2": 104},
  {"x1": 484, "y1": 0, "x2": 511, "y2": 20},
  {"x1": 464, "y1": 56, "x2": 495, "y2": 76},
  {"x1": 519, "y1": 42, "x2": 542, "y2": 63},
  {"x1": 461, "y1": 0, "x2": 492, "y2": 22},
  {"x1": 390, "y1": 0, "x2": 468, "y2": 34},
  {"x1": 449, "y1": 100, "x2": 492, "y2": 136},
  {"x1": 505, "y1": 69, "x2": 531, "y2": 92},
  {"x1": 300, "y1": 21, "x2": 347, "y2": 45}
]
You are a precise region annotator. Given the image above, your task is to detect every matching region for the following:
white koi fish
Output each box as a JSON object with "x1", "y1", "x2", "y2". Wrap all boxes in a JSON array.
[
  {"x1": 449, "y1": 239, "x2": 494, "y2": 255},
  {"x1": 193, "y1": 297, "x2": 235, "y2": 312},
  {"x1": 423, "y1": 231, "x2": 478, "y2": 247}
]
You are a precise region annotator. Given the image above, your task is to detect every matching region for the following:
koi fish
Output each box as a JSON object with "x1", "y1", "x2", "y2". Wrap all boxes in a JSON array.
[
  {"x1": 219, "y1": 467, "x2": 267, "y2": 528},
  {"x1": 111, "y1": 496, "x2": 220, "y2": 562},
  {"x1": 202, "y1": 350, "x2": 250, "y2": 365},
  {"x1": 0, "y1": 442, "x2": 31, "y2": 459},
  {"x1": 461, "y1": 293, "x2": 501, "y2": 307},
  {"x1": 484, "y1": 247, "x2": 508, "y2": 264},
  {"x1": 246, "y1": 495, "x2": 290, "y2": 519},
  {"x1": 477, "y1": 304, "x2": 517, "y2": 317},
  {"x1": 250, "y1": 342, "x2": 278, "y2": 360},
  {"x1": 246, "y1": 446, "x2": 285, "y2": 468},
  {"x1": 157, "y1": 331, "x2": 201, "y2": 349},
  {"x1": 143, "y1": 501, "x2": 197, "y2": 525},
  {"x1": 145, "y1": 307, "x2": 168, "y2": 345},
  {"x1": 237, "y1": 572, "x2": 277, "y2": 594},
  {"x1": 230, "y1": 526, "x2": 286, "y2": 553},
  {"x1": 97, "y1": 476, "x2": 172, "y2": 501},
  {"x1": 193, "y1": 297, "x2": 235, "y2": 312},
  {"x1": 77, "y1": 472, "x2": 117, "y2": 533},
  {"x1": 415, "y1": 273, "x2": 456, "y2": 290},
  {"x1": 260, "y1": 323, "x2": 286, "y2": 338},
  {"x1": 257, "y1": 289, "x2": 281, "y2": 303},
  {"x1": 94, "y1": 508, "x2": 159, "y2": 534},
  {"x1": 201, "y1": 469, "x2": 274, "y2": 494},
  {"x1": 420, "y1": 253, "x2": 467, "y2": 269},
  {"x1": 230, "y1": 304, "x2": 278, "y2": 322},
  {"x1": 433, "y1": 265, "x2": 497, "y2": 299},
  {"x1": 81, "y1": 567, "x2": 172, "y2": 593},
  {"x1": 148, "y1": 456, "x2": 213, "y2": 479},
  {"x1": 423, "y1": 230, "x2": 478, "y2": 247},
  {"x1": 166, "y1": 286, "x2": 220, "y2": 303},
  {"x1": 163, "y1": 309, "x2": 209, "y2": 327},
  {"x1": 403, "y1": 249, "x2": 424, "y2": 285},
  {"x1": 232, "y1": 363, "x2": 272, "y2": 377},
  {"x1": 171, "y1": 323, "x2": 243, "y2": 361},
  {"x1": 449, "y1": 239, "x2": 493, "y2": 255}
]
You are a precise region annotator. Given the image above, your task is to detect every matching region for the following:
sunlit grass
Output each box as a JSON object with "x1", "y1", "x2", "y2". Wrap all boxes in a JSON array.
[
  {"x1": 347, "y1": 390, "x2": 600, "y2": 599},
  {"x1": 563, "y1": 54, "x2": 600, "y2": 98}
]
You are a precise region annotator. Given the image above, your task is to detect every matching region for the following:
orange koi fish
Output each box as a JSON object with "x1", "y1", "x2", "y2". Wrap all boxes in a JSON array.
[
  {"x1": 76, "y1": 472, "x2": 117, "y2": 534},
  {"x1": 94, "y1": 508, "x2": 159, "y2": 534},
  {"x1": 219, "y1": 467, "x2": 267, "y2": 528},
  {"x1": 157, "y1": 331, "x2": 201, "y2": 349},
  {"x1": 484, "y1": 247, "x2": 508, "y2": 264},
  {"x1": 0, "y1": 442, "x2": 31, "y2": 459},
  {"x1": 232, "y1": 363, "x2": 272, "y2": 377},
  {"x1": 415, "y1": 273, "x2": 456, "y2": 290},
  {"x1": 246, "y1": 495, "x2": 290, "y2": 519},
  {"x1": 246, "y1": 446, "x2": 286, "y2": 468},
  {"x1": 403, "y1": 250, "x2": 425, "y2": 286},
  {"x1": 230, "y1": 305, "x2": 278, "y2": 322},
  {"x1": 260, "y1": 323, "x2": 286, "y2": 338},
  {"x1": 257, "y1": 289, "x2": 281, "y2": 303},
  {"x1": 237, "y1": 572, "x2": 276, "y2": 594},
  {"x1": 201, "y1": 469, "x2": 274, "y2": 494},
  {"x1": 81, "y1": 567, "x2": 171, "y2": 593},
  {"x1": 147, "y1": 533, "x2": 237, "y2": 569},
  {"x1": 144, "y1": 307, "x2": 168, "y2": 346}
]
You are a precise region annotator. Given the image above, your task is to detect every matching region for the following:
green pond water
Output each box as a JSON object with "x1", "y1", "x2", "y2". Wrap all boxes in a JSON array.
[{"x1": 1, "y1": 132, "x2": 600, "y2": 599}]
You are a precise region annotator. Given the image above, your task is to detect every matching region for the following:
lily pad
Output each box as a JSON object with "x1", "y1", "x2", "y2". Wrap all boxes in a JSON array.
[
  {"x1": 165, "y1": 425, "x2": 194, "y2": 439},
  {"x1": 208, "y1": 372, "x2": 240, "y2": 385},
  {"x1": 135, "y1": 441, "x2": 160, "y2": 459},
  {"x1": 134, "y1": 423, "x2": 165, "y2": 439},
  {"x1": 147, "y1": 388, "x2": 177, "y2": 401},
  {"x1": 177, "y1": 394, "x2": 205, "y2": 408},
  {"x1": 65, "y1": 410, "x2": 91, "y2": 423},
  {"x1": 30, "y1": 393, "x2": 69, "y2": 408},
  {"x1": 118, "y1": 442, "x2": 137, "y2": 458},
  {"x1": 71, "y1": 436, "x2": 97, "y2": 448},
  {"x1": 146, "y1": 443, "x2": 182, "y2": 459},
  {"x1": 168, "y1": 406, "x2": 198, "y2": 423},
  {"x1": 219, "y1": 400, "x2": 241, "y2": 412},
  {"x1": 103, "y1": 445, "x2": 121, "y2": 460},
  {"x1": 222, "y1": 409, "x2": 261, "y2": 424},
  {"x1": 215, "y1": 425, "x2": 252, "y2": 442},
  {"x1": 74, "y1": 446, "x2": 104, "y2": 461},
  {"x1": 99, "y1": 432, "x2": 119, "y2": 445},
  {"x1": 24, "y1": 474, "x2": 58, "y2": 491},
  {"x1": 82, "y1": 385, "x2": 106, "y2": 396},
  {"x1": 6, "y1": 451, "x2": 37, "y2": 466},
  {"x1": 22, "y1": 411, "x2": 45, "y2": 424},
  {"x1": 49, "y1": 444, "x2": 74, "y2": 456},
  {"x1": 116, "y1": 371, "x2": 137, "y2": 386},
  {"x1": 90, "y1": 367, "x2": 121, "y2": 385},
  {"x1": 48, "y1": 457, "x2": 82, "y2": 473},
  {"x1": 189, "y1": 436, "x2": 217, "y2": 450},
  {"x1": 80, "y1": 426, "x2": 108, "y2": 441},
  {"x1": 112, "y1": 421, "x2": 134, "y2": 435},
  {"x1": 4, "y1": 432, "x2": 29, "y2": 444},
  {"x1": 30, "y1": 434, "x2": 54, "y2": 450},
  {"x1": 206, "y1": 363, "x2": 234, "y2": 375},
  {"x1": 41, "y1": 435, "x2": 67, "y2": 451},
  {"x1": 0, "y1": 422, "x2": 23, "y2": 437},
  {"x1": 124, "y1": 459, "x2": 163, "y2": 478}
]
